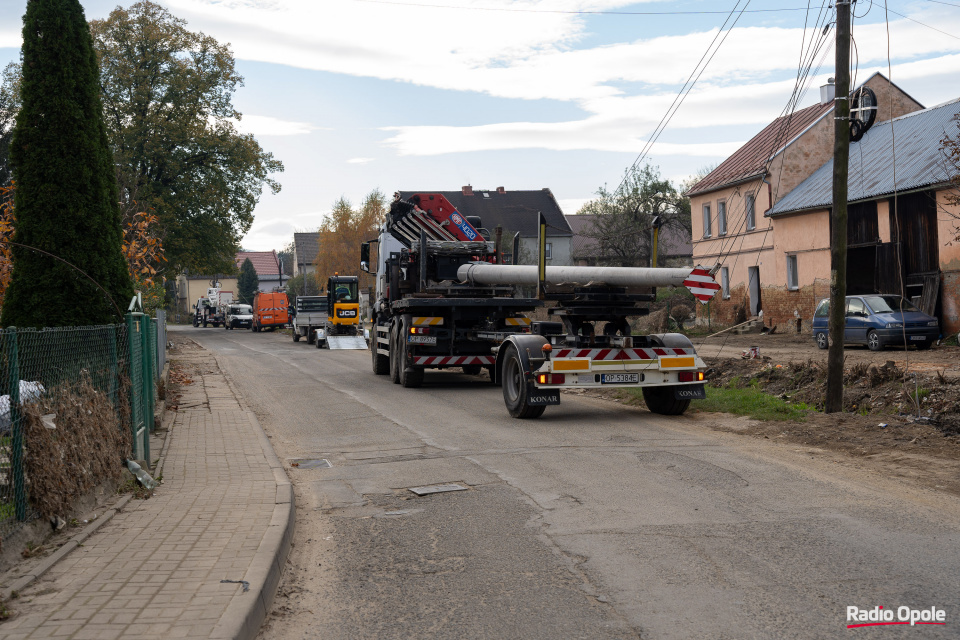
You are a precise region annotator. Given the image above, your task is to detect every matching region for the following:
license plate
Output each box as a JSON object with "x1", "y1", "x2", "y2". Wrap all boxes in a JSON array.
[
  {"x1": 600, "y1": 373, "x2": 639, "y2": 384},
  {"x1": 407, "y1": 335, "x2": 437, "y2": 345},
  {"x1": 910, "y1": 336, "x2": 925, "y2": 341}
]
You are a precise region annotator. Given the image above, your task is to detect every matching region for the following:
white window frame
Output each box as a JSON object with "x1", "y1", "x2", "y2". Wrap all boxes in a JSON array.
[
  {"x1": 721, "y1": 266, "x2": 730, "y2": 299},
  {"x1": 702, "y1": 203, "x2": 712, "y2": 238},
  {"x1": 786, "y1": 254, "x2": 799, "y2": 290},
  {"x1": 717, "y1": 200, "x2": 727, "y2": 236},
  {"x1": 746, "y1": 193, "x2": 756, "y2": 231}
]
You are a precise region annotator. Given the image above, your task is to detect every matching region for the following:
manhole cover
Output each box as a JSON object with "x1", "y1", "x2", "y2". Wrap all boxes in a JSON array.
[
  {"x1": 289, "y1": 459, "x2": 331, "y2": 469},
  {"x1": 408, "y1": 483, "x2": 467, "y2": 496}
]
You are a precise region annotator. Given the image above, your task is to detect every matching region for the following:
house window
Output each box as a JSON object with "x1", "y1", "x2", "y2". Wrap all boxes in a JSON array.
[
  {"x1": 721, "y1": 267, "x2": 730, "y2": 299},
  {"x1": 544, "y1": 242, "x2": 552, "y2": 260},
  {"x1": 717, "y1": 200, "x2": 727, "y2": 236},
  {"x1": 746, "y1": 193, "x2": 756, "y2": 231},
  {"x1": 786, "y1": 254, "x2": 799, "y2": 290},
  {"x1": 702, "y1": 204, "x2": 712, "y2": 238}
]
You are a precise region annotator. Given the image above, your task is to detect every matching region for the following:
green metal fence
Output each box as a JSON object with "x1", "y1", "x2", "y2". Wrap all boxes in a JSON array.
[{"x1": 0, "y1": 314, "x2": 159, "y2": 538}]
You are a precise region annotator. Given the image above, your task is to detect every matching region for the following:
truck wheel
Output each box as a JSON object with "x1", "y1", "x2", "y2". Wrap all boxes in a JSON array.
[
  {"x1": 501, "y1": 345, "x2": 545, "y2": 419},
  {"x1": 389, "y1": 321, "x2": 401, "y2": 384},
  {"x1": 462, "y1": 365, "x2": 482, "y2": 376},
  {"x1": 372, "y1": 327, "x2": 389, "y2": 375},
  {"x1": 399, "y1": 318, "x2": 424, "y2": 388},
  {"x1": 293, "y1": 331, "x2": 300, "y2": 342},
  {"x1": 641, "y1": 386, "x2": 690, "y2": 416}
]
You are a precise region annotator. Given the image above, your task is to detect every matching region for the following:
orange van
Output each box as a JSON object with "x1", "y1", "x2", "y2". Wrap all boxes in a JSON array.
[{"x1": 252, "y1": 292, "x2": 289, "y2": 331}]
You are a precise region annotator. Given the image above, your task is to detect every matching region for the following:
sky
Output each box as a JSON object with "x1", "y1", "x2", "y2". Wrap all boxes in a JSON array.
[{"x1": 1, "y1": 0, "x2": 959, "y2": 252}]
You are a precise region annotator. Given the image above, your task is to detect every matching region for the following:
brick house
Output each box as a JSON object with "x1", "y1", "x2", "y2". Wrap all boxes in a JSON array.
[
  {"x1": 398, "y1": 186, "x2": 574, "y2": 265},
  {"x1": 767, "y1": 97, "x2": 960, "y2": 336},
  {"x1": 687, "y1": 73, "x2": 924, "y2": 328}
]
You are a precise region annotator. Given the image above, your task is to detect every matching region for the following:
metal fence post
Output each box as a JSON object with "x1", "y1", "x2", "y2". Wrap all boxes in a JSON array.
[
  {"x1": 140, "y1": 314, "x2": 152, "y2": 465},
  {"x1": 126, "y1": 312, "x2": 144, "y2": 461},
  {"x1": 6, "y1": 329, "x2": 27, "y2": 522}
]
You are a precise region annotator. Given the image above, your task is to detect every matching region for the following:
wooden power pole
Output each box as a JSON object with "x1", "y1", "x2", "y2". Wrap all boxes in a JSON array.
[{"x1": 826, "y1": 1, "x2": 852, "y2": 413}]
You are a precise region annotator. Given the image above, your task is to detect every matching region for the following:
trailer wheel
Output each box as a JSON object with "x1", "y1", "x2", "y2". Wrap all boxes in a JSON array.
[
  {"x1": 399, "y1": 318, "x2": 424, "y2": 388},
  {"x1": 293, "y1": 330, "x2": 300, "y2": 342},
  {"x1": 372, "y1": 326, "x2": 389, "y2": 375},
  {"x1": 502, "y1": 345, "x2": 545, "y2": 419},
  {"x1": 641, "y1": 386, "x2": 690, "y2": 416},
  {"x1": 316, "y1": 336, "x2": 324, "y2": 349}
]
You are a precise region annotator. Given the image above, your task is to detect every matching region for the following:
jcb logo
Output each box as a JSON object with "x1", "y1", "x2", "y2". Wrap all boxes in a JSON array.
[{"x1": 337, "y1": 309, "x2": 357, "y2": 318}]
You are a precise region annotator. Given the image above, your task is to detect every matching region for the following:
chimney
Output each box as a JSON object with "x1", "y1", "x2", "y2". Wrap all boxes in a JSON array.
[
  {"x1": 496, "y1": 186, "x2": 505, "y2": 194},
  {"x1": 820, "y1": 78, "x2": 835, "y2": 105},
  {"x1": 462, "y1": 185, "x2": 474, "y2": 196}
]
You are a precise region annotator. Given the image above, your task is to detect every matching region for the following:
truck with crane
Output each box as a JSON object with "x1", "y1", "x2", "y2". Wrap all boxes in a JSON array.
[{"x1": 361, "y1": 192, "x2": 720, "y2": 418}]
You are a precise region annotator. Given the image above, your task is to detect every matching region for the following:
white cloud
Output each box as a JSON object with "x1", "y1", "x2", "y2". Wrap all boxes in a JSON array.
[
  {"x1": 347, "y1": 157, "x2": 375, "y2": 164},
  {"x1": 232, "y1": 114, "x2": 319, "y2": 136}
]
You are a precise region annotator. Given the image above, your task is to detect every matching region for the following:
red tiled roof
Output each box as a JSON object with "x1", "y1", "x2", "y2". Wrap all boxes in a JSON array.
[
  {"x1": 236, "y1": 250, "x2": 280, "y2": 277},
  {"x1": 687, "y1": 101, "x2": 833, "y2": 196}
]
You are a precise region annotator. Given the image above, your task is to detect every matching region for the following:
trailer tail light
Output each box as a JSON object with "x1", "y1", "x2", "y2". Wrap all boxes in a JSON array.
[
  {"x1": 410, "y1": 327, "x2": 431, "y2": 335},
  {"x1": 537, "y1": 373, "x2": 565, "y2": 385},
  {"x1": 678, "y1": 371, "x2": 705, "y2": 383}
]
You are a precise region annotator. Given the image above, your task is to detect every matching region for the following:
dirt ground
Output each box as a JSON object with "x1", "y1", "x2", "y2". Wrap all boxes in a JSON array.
[{"x1": 585, "y1": 328, "x2": 960, "y2": 497}]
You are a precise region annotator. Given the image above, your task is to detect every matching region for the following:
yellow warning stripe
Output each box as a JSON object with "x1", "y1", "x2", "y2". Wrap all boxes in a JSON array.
[
  {"x1": 504, "y1": 317, "x2": 531, "y2": 326},
  {"x1": 659, "y1": 357, "x2": 696, "y2": 368},
  {"x1": 552, "y1": 359, "x2": 590, "y2": 371}
]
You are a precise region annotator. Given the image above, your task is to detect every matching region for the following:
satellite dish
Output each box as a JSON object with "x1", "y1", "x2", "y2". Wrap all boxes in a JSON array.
[{"x1": 849, "y1": 87, "x2": 878, "y2": 142}]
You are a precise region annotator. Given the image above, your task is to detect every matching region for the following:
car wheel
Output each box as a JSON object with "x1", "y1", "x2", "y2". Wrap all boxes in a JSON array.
[
  {"x1": 815, "y1": 332, "x2": 828, "y2": 349},
  {"x1": 501, "y1": 345, "x2": 545, "y2": 419},
  {"x1": 867, "y1": 330, "x2": 883, "y2": 351}
]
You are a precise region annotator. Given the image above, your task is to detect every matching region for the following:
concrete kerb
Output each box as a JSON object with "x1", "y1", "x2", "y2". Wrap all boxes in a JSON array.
[{"x1": 207, "y1": 348, "x2": 295, "y2": 640}]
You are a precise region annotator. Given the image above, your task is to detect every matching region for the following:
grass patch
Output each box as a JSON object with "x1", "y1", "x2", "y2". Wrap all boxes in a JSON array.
[{"x1": 693, "y1": 385, "x2": 812, "y2": 421}]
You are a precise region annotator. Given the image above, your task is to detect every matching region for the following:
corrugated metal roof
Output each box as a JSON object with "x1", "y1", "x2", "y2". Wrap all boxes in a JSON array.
[{"x1": 769, "y1": 97, "x2": 960, "y2": 216}]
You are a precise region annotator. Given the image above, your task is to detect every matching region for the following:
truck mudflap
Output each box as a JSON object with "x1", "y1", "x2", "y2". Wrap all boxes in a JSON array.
[
  {"x1": 675, "y1": 384, "x2": 706, "y2": 400},
  {"x1": 526, "y1": 388, "x2": 561, "y2": 406}
]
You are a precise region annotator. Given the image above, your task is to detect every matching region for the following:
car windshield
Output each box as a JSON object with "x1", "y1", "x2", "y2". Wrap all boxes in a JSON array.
[{"x1": 863, "y1": 295, "x2": 919, "y2": 314}]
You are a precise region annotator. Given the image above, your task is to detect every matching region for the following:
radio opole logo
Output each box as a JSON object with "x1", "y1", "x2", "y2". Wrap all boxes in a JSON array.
[{"x1": 847, "y1": 605, "x2": 946, "y2": 629}]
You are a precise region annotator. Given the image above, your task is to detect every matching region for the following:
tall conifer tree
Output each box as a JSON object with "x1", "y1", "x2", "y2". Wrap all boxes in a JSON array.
[
  {"x1": 237, "y1": 258, "x2": 259, "y2": 305},
  {"x1": 1, "y1": 0, "x2": 132, "y2": 327}
]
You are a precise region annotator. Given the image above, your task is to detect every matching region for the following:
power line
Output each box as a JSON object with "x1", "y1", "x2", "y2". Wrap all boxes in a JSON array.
[
  {"x1": 349, "y1": 0, "x2": 821, "y2": 16},
  {"x1": 884, "y1": 6, "x2": 960, "y2": 40}
]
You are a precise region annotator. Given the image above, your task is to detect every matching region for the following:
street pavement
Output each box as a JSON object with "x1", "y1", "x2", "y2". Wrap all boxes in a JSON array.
[{"x1": 0, "y1": 340, "x2": 292, "y2": 640}]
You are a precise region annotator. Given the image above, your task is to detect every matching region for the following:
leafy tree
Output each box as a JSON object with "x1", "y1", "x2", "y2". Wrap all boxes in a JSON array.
[
  {"x1": 315, "y1": 190, "x2": 386, "y2": 290},
  {"x1": 237, "y1": 258, "x2": 259, "y2": 305},
  {"x1": 0, "y1": 63, "x2": 18, "y2": 188},
  {"x1": 576, "y1": 164, "x2": 690, "y2": 268},
  {"x1": 277, "y1": 240, "x2": 295, "y2": 277},
  {"x1": 2, "y1": 0, "x2": 133, "y2": 327},
  {"x1": 939, "y1": 115, "x2": 960, "y2": 243},
  {"x1": 89, "y1": 1, "x2": 283, "y2": 276}
]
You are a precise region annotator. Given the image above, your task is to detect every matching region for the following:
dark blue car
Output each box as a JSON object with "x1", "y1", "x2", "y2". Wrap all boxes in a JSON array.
[{"x1": 812, "y1": 295, "x2": 939, "y2": 351}]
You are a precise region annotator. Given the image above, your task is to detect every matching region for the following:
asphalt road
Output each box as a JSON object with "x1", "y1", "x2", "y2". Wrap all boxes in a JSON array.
[{"x1": 174, "y1": 325, "x2": 960, "y2": 639}]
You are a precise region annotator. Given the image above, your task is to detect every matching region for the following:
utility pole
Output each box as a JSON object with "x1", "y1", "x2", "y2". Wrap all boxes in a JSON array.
[{"x1": 826, "y1": 0, "x2": 851, "y2": 413}]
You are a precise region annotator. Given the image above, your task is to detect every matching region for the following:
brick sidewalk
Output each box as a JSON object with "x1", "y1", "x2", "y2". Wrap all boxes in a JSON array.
[{"x1": 0, "y1": 343, "x2": 293, "y2": 640}]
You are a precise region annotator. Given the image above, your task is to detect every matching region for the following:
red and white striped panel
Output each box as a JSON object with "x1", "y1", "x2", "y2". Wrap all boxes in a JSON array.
[
  {"x1": 552, "y1": 347, "x2": 688, "y2": 360},
  {"x1": 683, "y1": 265, "x2": 721, "y2": 304},
  {"x1": 413, "y1": 355, "x2": 495, "y2": 366}
]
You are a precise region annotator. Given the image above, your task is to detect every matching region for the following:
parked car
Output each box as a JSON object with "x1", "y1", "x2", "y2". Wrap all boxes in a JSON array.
[
  {"x1": 225, "y1": 303, "x2": 253, "y2": 330},
  {"x1": 812, "y1": 295, "x2": 939, "y2": 351}
]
